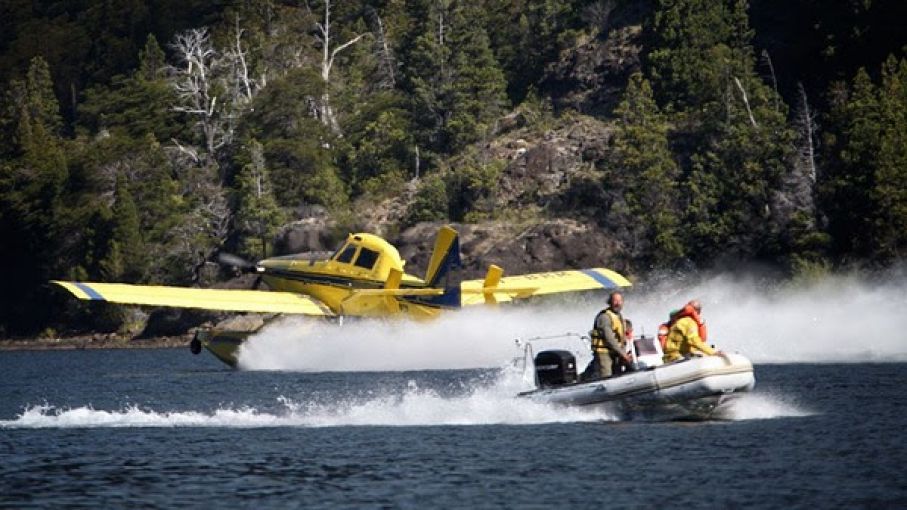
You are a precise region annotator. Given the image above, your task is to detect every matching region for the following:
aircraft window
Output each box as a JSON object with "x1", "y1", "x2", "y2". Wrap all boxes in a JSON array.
[
  {"x1": 336, "y1": 245, "x2": 357, "y2": 264},
  {"x1": 354, "y1": 248, "x2": 380, "y2": 269}
]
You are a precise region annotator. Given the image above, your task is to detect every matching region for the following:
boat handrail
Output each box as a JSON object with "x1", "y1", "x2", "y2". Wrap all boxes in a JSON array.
[
  {"x1": 512, "y1": 332, "x2": 591, "y2": 381},
  {"x1": 513, "y1": 331, "x2": 589, "y2": 346}
]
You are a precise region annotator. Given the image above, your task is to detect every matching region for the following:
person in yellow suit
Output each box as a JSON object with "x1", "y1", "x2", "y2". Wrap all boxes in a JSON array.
[{"x1": 662, "y1": 299, "x2": 718, "y2": 363}]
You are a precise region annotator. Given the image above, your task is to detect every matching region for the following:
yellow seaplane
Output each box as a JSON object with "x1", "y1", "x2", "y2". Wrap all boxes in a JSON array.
[{"x1": 53, "y1": 226, "x2": 630, "y2": 366}]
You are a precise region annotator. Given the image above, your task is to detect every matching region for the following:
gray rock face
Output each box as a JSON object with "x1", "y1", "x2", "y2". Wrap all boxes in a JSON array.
[
  {"x1": 274, "y1": 217, "x2": 335, "y2": 254},
  {"x1": 494, "y1": 117, "x2": 614, "y2": 214},
  {"x1": 542, "y1": 25, "x2": 643, "y2": 116},
  {"x1": 394, "y1": 220, "x2": 628, "y2": 281}
]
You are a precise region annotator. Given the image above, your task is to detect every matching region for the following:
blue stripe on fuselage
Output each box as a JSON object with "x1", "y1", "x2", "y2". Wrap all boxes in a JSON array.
[
  {"x1": 73, "y1": 282, "x2": 105, "y2": 300},
  {"x1": 581, "y1": 269, "x2": 617, "y2": 288}
]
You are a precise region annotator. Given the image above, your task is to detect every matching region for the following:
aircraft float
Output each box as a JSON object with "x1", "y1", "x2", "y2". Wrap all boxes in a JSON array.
[{"x1": 53, "y1": 225, "x2": 631, "y2": 366}]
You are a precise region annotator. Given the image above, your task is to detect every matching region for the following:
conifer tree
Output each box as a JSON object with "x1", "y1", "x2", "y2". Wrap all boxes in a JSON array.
[
  {"x1": 233, "y1": 139, "x2": 285, "y2": 259},
  {"x1": 344, "y1": 92, "x2": 415, "y2": 195},
  {"x1": 405, "y1": 2, "x2": 508, "y2": 156},
  {"x1": 609, "y1": 73, "x2": 683, "y2": 266},
  {"x1": 405, "y1": 1, "x2": 453, "y2": 159},
  {"x1": 109, "y1": 173, "x2": 146, "y2": 282},
  {"x1": 870, "y1": 56, "x2": 907, "y2": 260},
  {"x1": 446, "y1": 5, "x2": 509, "y2": 151},
  {"x1": 821, "y1": 68, "x2": 879, "y2": 257},
  {"x1": 647, "y1": 0, "x2": 754, "y2": 113},
  {"x1": 0, "y1": 56, "x2": 68, "y2": 333},
  {"x1": 647, "y1": 0, "x2": 794, "y2": 261},
  {"x1": 826, "y1": 57, "x2": 907, "y2": 261},
  {"x1": 80, "y1": 35, "x2": 182, "y2": 141},
  {"x1": 24, "y1": 56, "x2": 62, "y2": 136},
  {"x1": 138, "y1": 34, "x2": 167, "y2": 82}
]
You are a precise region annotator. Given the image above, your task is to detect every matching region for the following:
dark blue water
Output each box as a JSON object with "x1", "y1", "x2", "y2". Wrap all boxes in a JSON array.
[{"x1": 1, "y1": 348, "x2": 905, "y2": 508}]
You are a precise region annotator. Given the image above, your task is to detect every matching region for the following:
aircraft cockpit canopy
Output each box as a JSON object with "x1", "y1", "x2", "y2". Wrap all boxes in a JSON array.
[
  {"x1": 335, "y1": 244, "x2": 357, "y2": 264},
  {"x1": 334, "y1": 243, "x2": 380, "y2": 270},
  {"x1": 331, "y1": 234, "x2": 404, "y2": 276}
]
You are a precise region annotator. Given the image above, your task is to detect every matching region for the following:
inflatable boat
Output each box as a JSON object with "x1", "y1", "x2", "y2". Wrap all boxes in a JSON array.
[{"x1": 516, "y1": 334, "x2": 755, "y2": 420}]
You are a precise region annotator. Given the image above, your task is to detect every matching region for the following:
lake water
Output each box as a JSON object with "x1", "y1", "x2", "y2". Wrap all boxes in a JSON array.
[{"x1": 2, "y1": 348, "x2": 905, "y2": 508}]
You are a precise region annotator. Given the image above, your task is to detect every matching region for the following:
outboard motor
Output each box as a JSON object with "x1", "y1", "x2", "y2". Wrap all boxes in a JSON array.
[{"x1": 534, "y1": 350, "x2": 577, "y2": 388}]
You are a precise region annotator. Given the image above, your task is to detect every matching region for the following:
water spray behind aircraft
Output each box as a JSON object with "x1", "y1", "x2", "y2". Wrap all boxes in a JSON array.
[{"x1": 237, "y1": 269, "x2": 907, "y2": 371}]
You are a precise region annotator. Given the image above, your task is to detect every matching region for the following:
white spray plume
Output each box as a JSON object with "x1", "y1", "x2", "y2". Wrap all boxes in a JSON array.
[{"x1": 237, "y1": 270, "x2": 907, "y2": 371}]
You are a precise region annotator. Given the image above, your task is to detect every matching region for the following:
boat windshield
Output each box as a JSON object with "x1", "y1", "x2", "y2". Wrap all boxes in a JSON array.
[{"x1": 634, "y1": 337, "x2": 660, "y2": 356}]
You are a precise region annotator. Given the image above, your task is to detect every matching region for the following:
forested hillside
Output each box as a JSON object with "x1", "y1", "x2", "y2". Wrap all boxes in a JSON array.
[{"x1": 1, "y1": 0, "x2": 906, "y2": 336}]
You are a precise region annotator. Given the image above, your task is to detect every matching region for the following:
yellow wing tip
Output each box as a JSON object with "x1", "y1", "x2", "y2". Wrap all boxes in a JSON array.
[
  {"x1": 588, "y1": 268, "x2": 632, "y2": 288},
  {"x1": 50, "y1": 280, "x2": 96, "y2": 300}
]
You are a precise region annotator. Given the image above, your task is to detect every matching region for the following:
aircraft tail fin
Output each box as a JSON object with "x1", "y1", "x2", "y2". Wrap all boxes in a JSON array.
[{"x1": 421, "y1": 225, "x2": 462, "y2": 308}]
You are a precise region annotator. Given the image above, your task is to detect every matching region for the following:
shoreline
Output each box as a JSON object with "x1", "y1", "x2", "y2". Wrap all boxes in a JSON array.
[{"x1": 0, "y1": 335, "x2": 191, "y2": 351}]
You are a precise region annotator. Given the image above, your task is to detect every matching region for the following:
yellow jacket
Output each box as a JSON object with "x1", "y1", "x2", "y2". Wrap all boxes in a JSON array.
[
  {"x1": 591, "y1": 308, "x2": 625, "y2": 354},
  {"x1": 663, "y1": 316, "x2": 715, "y2": 362}
]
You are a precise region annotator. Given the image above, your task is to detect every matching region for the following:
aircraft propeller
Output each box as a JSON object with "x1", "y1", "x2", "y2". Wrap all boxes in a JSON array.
[
  {"x1": 215, "y1": 251, "x2": 266, "y2": 289},
  {"x1": 216, "y1": 252, "x2": 256, "y2": 272}
]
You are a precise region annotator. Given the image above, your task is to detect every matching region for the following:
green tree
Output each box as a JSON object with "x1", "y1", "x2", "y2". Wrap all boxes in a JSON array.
[
  {"x1": 233, "y1": 139, "x2": 286, "y2": 259},
  {"x1": 646, "y1": 0, "x2": 795, "y2": 262},
  {"x1": 647, "y1": 0, "x2": 754, "y2": 113},
  {"x1": 823, "y1": 56, "x2": 907, "y2": 261},
  {"x1": 343, "y1": 92, "x2": 415, "y2": 196},
  {"x1": 404, "y1": 2, "x2": 508, "y2": 156},
  {"x1": 446, "y1": 5, "x2": 509, "y2": 151},
  {"x1": 871, "y1": 56, "x2": 907, "y2": 260},
  {"x1": 108, "y1": 173, "x2": 147, "y2": 282},
  {"x1": 405, "y1": 172, "x2": 449, "y2": 225},
  {"x1": 137, "y1": 34, "x2": 166, "y2": 82},
  {"x1": 405, "y1": 6, "x2": 453, "y2": 159},
  {"x1": 0, "y1": 56, "x2": 69, "y2": 333},
  {"x1": 821, "y1": 68, "x2": 880, "y2": 258},
  {"x1": 242, "y1": 68, "x2": 349, "y2": 210},
  {"x1": 24, "y1": 56, "x2": 62, "y2": 136},
  {"x1": 79, "y1": 34, "x2": 183, "y2": 141},
  {"x1": 608, "y1": 73, "x2": 683, "y2": 266}
]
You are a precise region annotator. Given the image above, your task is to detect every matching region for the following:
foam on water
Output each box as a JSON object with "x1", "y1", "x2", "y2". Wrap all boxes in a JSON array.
[
  {"x1": 238, "y1": 269, "x2": 907, "y2": 371},
  {"x1": 9, "y1": 271, "x2": 893, "y2": 429},
  {"x1": 0, "y1": 370, "x2": 616, "y2": 429},
  {"x1": 719, "y1": 393, "x2": 815, "y2": 421},
  {"x1": 1, "y1": 364, "x2": 814, "y2": 429}
]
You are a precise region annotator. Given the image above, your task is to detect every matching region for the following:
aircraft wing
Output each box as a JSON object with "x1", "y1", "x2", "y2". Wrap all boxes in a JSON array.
[
  {"x1": 460, "y1": 268, "x2": 631, "y2": 306},
  {"x1": 51, "y1": 281, "x2": 334, "y2": 315}
]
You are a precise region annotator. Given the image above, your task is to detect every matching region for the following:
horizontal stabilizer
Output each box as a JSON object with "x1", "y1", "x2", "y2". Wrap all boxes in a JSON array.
[
  {"x1": 346, "y1": 288, "x2": 445, "y2": 297},
  {"x1": 460, "y1": 268, "x2": 631, "y2": 306},
  {"x1": 52, "y1": 281, "x2": 333, "y2": 315}
]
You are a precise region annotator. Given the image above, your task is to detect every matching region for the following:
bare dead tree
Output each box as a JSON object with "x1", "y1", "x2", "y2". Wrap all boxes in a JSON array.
[
  {"x1": 168, "y1": 169, "x2": 231, "y2": 284},
  {"x1": 761, "y1": 49, "x2": 779, "y2": 112},
  {"x1": 227, "y1": 17, "x2": 258, "y2": 103},
  {"x1": 167, "y1": 138, "x2": 201, "y2": 166},
  {"x1": 794, "y1": 82, "x2": 818, "y2": 185},
  {"x1": 769, "y1": 82, "x2": 820, "y2": 238},
  {"x1": 733, "y1": 76, "x2": 758, "y2": 128},
  {"x1": 366, "y1": 6, "x2": 396, "y2": 88},
  {"x1": 307, "y1": 0, "x2": 369, "y2": 134},
  {"x1": 168, "y1": 28, "x2": 227, "y2": 162},
  {"x1": 169, "y1": 24, "x2": 267, "y2": 168}
]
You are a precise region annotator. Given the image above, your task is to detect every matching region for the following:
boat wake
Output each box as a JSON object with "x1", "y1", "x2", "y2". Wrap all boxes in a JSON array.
[
  {"x1": 0, "y1": 370, "x2": 809, "y2": 429},
  {"x1": 717, "y1": 392, "x2": 815, "y2": 420}
]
